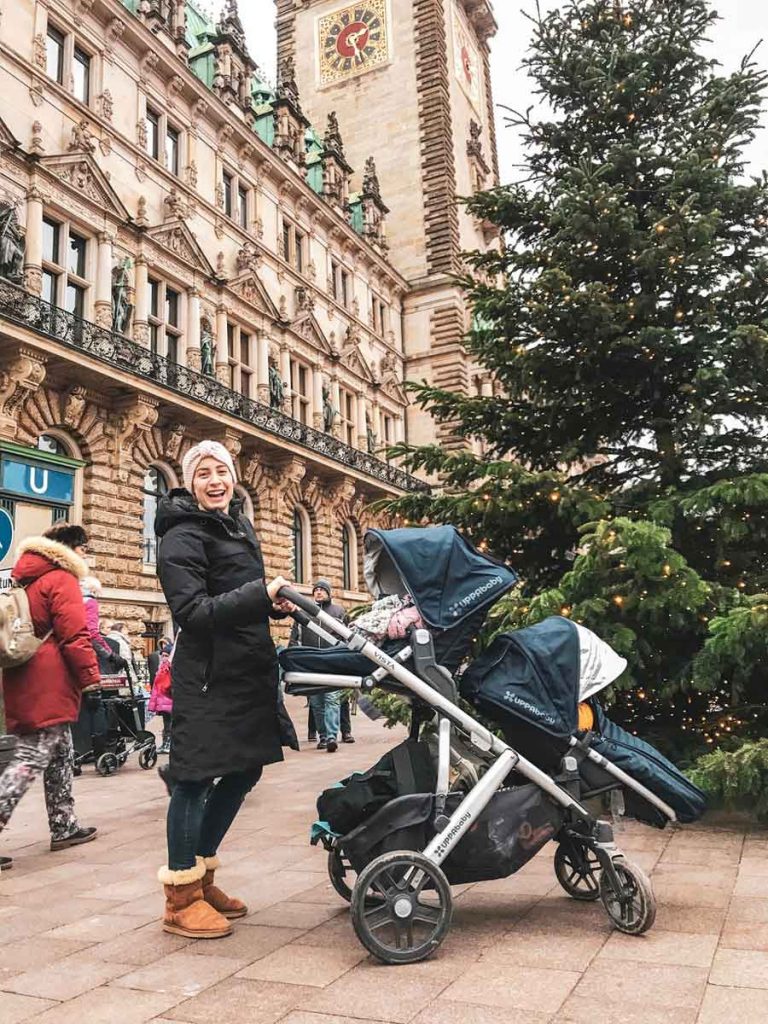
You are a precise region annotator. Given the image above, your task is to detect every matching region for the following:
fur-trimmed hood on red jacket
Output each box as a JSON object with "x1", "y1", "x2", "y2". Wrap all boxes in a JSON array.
[{"x1": 2, "y1": 536, "x2": 100, "y2": 734}]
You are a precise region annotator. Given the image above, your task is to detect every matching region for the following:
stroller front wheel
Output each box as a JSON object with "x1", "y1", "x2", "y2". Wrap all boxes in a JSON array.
[
  {"x1": 554, "y1": 839, "x2": 601, "y2": 901},
  {"x1": 351, "y1": 850, "x2": 452, "y2": 965},
  {"x1": 600, "y1": 856, "x2": 656, "y2": 935}
]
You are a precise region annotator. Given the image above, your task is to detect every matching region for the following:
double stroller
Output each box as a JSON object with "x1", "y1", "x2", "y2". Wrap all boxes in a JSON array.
[{"x1": 279, "y1": 526, "x2": 706, "y2": 965}]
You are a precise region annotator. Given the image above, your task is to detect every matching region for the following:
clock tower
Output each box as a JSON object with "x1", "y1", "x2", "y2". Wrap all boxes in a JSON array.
[{"x1": 275, "y1": 0, "x2": 499, "y2": 449}]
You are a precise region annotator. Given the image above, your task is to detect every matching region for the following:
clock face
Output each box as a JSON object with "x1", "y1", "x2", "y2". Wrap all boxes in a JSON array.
[
  {"x1": 453, "y1": 10, "x2": 481, "y2": 108},
  {"x1": 318, "y1": 2, "x2": 390, "y2": 87}
]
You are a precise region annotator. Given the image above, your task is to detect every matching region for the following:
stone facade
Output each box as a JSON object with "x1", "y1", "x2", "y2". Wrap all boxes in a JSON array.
[
  {"x1": 279, "y1": 0, "x2": 499, "y2": 448},
  {"x1": 0, "y1": 0, "x2": 427, "y2": 649}
]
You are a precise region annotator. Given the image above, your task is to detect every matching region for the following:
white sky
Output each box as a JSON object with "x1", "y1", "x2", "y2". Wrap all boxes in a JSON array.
[{"x1": 219, "y1": 1, "x2": 768, "y2": 181}]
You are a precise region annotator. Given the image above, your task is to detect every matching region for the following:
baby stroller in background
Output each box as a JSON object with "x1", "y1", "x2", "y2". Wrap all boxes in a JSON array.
[
  {"x1": 279, "y1": 526, "x2": 706, "y2": 965},
  {"x1": 72, "y1": 673, "x2": 158, "y2": 776}
]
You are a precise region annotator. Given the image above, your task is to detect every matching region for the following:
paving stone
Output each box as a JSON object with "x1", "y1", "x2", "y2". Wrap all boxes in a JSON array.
[
  {"x1": 109, "y1": 950, "x2": 242, "y2": 998},
  {"x1": 0, "y1": 991, "x2": 57, "y2": 1024},
  {"x1": 299, "y1": 964, "x2": 452, "y2": 1023},
  {"x1": 244, "y1": 901, "x2": 344, "y2": 929},
  {"x1": 558, "y1": 996, "x2": 697, "y2": 1024},
  {"x1": 193, "y1": 924, "x2": 305, "y2": 963},
  {"x1": 1, "y1": 954, "x2": 132, "y2": 1001},
  {"x1": 570, "y1": 961, "x2": 708, "y2": 1011},
  {"x1": 164, "y1": 978, "x2": 316, "y2": 1024},
  {"x1": 0, "y1": 936, "x2": 93, "y2": 979},
  {"x1": 597, "y1": 929, "x2": 719, "y2": 968},
  {"x1": 86, "y1": 920, "x2": 192, "y2": 966},
  {"x1": 697, "y1": 984, "x2": 768, "y2": 1024},
  {"x1": 719, "y1": 922, "x2": 768, "y2": 952},
  {"x1": 709, "y1": 948, "x2": 768, "y2": 989},
  {"x1": 42, "y1": 913, "x2": 149, "y2": 943},
  {"x1": 479, "y1": 928, "x2": 607, "y2": 971},
  {"x1": 280, "y1": 1014, "x2": 391, "y2": 1024},
  {"x1": 411, "y1": 1002, "x2": 553, "y2": 1024},
  {"x1": 440, "y1": 961, "x2": 580, "y2": 1014},
  {"x1": 236, "y1": 943, "x2": 368, "y2": 986},
  {"x1": 18, "y1": 985, "x2": 183, "y2": 1024}
]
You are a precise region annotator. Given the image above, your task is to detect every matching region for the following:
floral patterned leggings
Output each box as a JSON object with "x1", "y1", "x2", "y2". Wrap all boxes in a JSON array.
[{"x1": 0, "y1": 725, "x2": 79, "y2": 842}]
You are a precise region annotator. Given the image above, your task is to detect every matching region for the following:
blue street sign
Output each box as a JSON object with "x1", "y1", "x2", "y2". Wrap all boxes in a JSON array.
[
  {"x1": 0, "y1": 507, "x2": 14, "y2": 562},
  {"x1": 0, "y1": 457, "x2": 75, "y2": 505}
]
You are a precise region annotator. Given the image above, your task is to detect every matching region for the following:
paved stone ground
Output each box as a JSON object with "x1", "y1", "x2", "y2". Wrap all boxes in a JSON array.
[{"x1": 1, "y1": 703, "x2": 767, "y2": 1024}]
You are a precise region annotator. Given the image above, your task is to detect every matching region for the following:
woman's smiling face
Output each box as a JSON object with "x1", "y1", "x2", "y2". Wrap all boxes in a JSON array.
[{"x1": 192, "y1": 456, "x2": 234, "y2": 511}]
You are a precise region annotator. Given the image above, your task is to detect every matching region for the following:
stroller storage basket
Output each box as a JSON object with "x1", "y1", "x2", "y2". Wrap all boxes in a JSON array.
[{"x1": 340, "y1": 785, "x2": 564, "y2": 885}]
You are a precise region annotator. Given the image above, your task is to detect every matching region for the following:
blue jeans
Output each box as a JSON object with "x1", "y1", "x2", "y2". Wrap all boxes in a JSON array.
[
  {"x1": 309, "y1": 691, "x2": 341, "y2": 742},
  {"x1": 166, "y1": 767, "x2": 262, "y2": 870}
]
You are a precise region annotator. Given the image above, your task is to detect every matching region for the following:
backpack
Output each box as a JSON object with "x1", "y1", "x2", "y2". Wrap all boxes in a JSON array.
[{"x1": 0, "y1": 584, "x2": 51, "y2": 669}]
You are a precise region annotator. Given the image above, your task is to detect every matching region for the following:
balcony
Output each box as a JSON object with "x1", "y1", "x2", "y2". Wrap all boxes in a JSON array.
[{"x1": 0, "y1": 280, "x2": 428, "y2": 493}]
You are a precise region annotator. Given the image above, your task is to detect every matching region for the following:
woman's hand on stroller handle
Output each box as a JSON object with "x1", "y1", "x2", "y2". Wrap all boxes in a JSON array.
[
  {"x1": 274, "y1": 584, "x2": 320, "y2": 618},
  {"x1": 267, "y1": 575, "x2": 297, "y2": 613}
]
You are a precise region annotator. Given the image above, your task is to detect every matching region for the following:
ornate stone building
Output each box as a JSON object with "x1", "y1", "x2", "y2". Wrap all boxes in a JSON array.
[{"x1": 0, "y1": 0, "x2": 433, "y2": 645}]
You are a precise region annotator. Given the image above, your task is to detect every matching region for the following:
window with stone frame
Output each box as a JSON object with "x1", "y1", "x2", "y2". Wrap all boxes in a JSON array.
[
  {"x1": 221, "y1": 169, "x2": 250, "y2": 230},
  {"x1": 41, "y1": 215, "x2": 90, "y2": 318},
  {"x1": 145, "y1": 106, "x2": 182, "y2": 175},
  {"x1": 148, "y1": 277, "x2": 183, "y2": 362},
  {"x1": 46, "y1": 23, "x2": 92, "y2": 106},
  {"x1": 341, "y1": 521, "x2": 358, "y2": 591},
  {"x1": 338, "y1": 387, "x2": 356, "y2": 447},
  {"x1": 289, "y1": 358, "x2": 311, "y2": 425},
  {"x1": 142, "y1": 466, "x2": 170, "y2": 566},
  {"x1": 226, "y1": 321, "x2": 254, "y2": 397},
  {"x1": 330, "y1": 259, "x2": 351, "y2": 309},
  {"x1": 282, "y1": 220, "x2": 305, "y2": 274},
  {"x1": 371, "y1": 293, "x2": 387, "y2": 336},
  {"x1": 292, "y1": 505, "x2": 312, "y2": 584}
]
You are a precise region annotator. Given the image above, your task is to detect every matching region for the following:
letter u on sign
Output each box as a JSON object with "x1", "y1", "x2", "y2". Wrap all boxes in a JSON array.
[{"x1": 28, "y1": 467, "x2": 49, "y2": 495}]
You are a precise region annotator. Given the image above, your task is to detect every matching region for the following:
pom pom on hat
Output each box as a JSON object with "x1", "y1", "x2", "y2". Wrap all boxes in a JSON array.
[{"x1": 182, "y1": 440, "x2": 237, "y2": 493}]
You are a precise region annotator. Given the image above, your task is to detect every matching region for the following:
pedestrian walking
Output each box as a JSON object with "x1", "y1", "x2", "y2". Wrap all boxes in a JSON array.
[
  {"x1": 0, "y1": 522, "x2": 100, "y2": 870},
  {"x1": 289, "y1": 580, "x2": 353, "y2": 751},
  {"x1": 154, "y1": 439, "x2": 297, "y2": 939}
]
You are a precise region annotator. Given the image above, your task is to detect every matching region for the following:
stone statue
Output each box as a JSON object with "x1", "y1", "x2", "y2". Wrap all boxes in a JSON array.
[
  {"x1": 366, "y1": 413, "x2": 377, "y2": 454},
  {"x1": 0, "y1": 204, "x2": 25, "y2": 283},
  {"x1": 322, "y1": 385, "x2": 336, "y2": 433},
  {"x1": 268, "y1": 361, "x2": 285, "y2": 409},
  {"x1": 111, "y1": 257, "x2": 133, "y2": 334},
  {"x1": 200, "y1": 322, "x2": 215, "y2": 376}
]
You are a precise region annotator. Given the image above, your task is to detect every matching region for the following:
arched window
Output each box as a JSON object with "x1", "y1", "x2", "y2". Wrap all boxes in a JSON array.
[
  {"x1": 341, "y1": 521, "x2": 358, "y2": 591},
  {"x1": 37, "y1": 433, "x2": 69, "y2": 456},
  {"x1": 292, "y1": 505, "x2": 311, "y2": 584},
  {"x1": 142, "y1": 466, "x2": 169, "y2": 565}
]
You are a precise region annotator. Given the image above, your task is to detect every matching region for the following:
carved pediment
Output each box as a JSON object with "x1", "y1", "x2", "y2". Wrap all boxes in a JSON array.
[
  {"x1": 341, "y1": 342, "x2": 374, "y2": 383},
  {"x1": 38, "y1": 152, "x2": 129, "y2": 220},
  {"x1": 147, "y1": 219, "x2": 214, "y2": 276},
  {"x1": 230, "y1": 272, "x2": 279, "y2": 318},
  {"x1": 0, "y1": 117, "x2": 20, "y2": 151},
  {"x1": 290, "y1": 310, "x2": 333, "y2": 354},
  {"x1": 380, "y1": 374, "x2": 408, "y2": 404}
]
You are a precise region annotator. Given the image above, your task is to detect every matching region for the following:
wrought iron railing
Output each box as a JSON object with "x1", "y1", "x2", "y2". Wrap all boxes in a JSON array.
[{"x1": 0, "y1": 280, "x2": 428, "y2": 493}]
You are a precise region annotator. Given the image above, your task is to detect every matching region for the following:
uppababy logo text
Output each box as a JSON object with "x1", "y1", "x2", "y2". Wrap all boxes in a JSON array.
[
  {"x1": 433, "y1": 812, "x2": 471, "y2": 858},
  {"x1": 502, "y1": 691, "x2": 558, "y2": 727},
  {"x1": 449, "y1": 576, "x2": 503, "y2": 616}
]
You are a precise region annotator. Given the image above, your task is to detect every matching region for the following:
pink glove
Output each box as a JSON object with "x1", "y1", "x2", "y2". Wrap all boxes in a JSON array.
[{"x1": 387, "y1": 604, "x2": 424, "y2": 640}]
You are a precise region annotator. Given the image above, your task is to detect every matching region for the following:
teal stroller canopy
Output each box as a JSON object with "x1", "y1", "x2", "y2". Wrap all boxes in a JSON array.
[{"x1": 364, "y1": 526, "x2": 518, "y2": 630}]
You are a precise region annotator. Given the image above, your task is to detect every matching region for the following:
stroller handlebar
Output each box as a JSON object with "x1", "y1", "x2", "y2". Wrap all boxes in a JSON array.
[{"x1": 277, "y1": 586, "x2": 320, "y2": 618}]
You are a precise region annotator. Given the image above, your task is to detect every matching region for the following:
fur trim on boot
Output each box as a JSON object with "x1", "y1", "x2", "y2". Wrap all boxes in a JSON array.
[
  {"x1": 201, "y1": 856, "x2": 248, "y2": 920},
  {"x1": 159, "y1": 859, "x2": 232, "y2": 939}
]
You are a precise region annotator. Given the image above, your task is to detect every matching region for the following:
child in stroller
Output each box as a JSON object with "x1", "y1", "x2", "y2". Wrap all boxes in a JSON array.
[{"x1": 279, "y1": 526, "x2": 706, "y2": 965}]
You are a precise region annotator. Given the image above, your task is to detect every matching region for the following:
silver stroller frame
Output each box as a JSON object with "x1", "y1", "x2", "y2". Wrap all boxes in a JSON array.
[{"x1": 280, "y1": 587, "x2": 659, "y2": 963}]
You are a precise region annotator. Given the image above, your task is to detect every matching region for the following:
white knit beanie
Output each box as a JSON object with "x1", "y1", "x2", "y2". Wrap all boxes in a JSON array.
[{"x1": 182, "y1": 440, "x2": 237, "y2": 493}]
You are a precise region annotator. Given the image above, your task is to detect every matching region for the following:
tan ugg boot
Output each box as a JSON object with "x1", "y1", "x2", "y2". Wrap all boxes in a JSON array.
[
  {"x1": 201, "y1": 855, "x2": 248, "y2": 919},
  {"x1": 158, "y1": 859, "x2": 232, "y2": 938}
]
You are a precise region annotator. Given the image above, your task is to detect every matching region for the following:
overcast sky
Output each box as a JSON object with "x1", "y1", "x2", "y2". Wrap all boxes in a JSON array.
[{"x1": 222, "y1": 1, "x2": 768, "y2": 181}]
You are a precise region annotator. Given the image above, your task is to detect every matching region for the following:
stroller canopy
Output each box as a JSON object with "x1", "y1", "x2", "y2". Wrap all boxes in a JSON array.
[
  {"x1": 460, "y1": 617, "x2": 626, "y2": 739},
  {"x1": 364, "y1": 526, "x2": 518, "y2": 630}
]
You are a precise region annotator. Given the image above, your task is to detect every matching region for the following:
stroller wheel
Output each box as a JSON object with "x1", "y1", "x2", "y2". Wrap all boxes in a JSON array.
[
  {"x1": 96, "y1": 752, "x2": 119, "y2": 777},
  {"x1": 554, "y1": 840, "x2": 601, "y2": 901},
  {"x1": 600, "y1": 856, "x2": 656, "y2": 935},
  {"x1": 328, "y1": 848, "x2": 384, "y2": 908},
  {"x1": 138, "y1": 746, "x2": 158, "y2": 771},
  {"x1": 351, "y1": 851, "x2": 452, "y2": 965}
]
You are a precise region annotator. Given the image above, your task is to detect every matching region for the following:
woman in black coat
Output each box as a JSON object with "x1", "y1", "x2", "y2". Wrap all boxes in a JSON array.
[{"x1": 155, "y1": 440, "x2": 295, "y2": 940}]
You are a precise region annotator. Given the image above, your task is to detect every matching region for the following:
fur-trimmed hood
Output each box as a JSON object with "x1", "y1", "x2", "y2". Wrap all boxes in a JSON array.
[{"x1": 13, "y1": 536, "x2": 89, "y2": 583}]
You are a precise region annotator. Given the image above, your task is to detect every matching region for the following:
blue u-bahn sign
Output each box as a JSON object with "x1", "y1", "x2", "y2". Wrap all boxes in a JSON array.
[
  {"x1": 0, "y1": 507, "x2": 13, "y2": 562},
  {"x1": 0, "y1": 456, "x2": 75, "y2": 505}
]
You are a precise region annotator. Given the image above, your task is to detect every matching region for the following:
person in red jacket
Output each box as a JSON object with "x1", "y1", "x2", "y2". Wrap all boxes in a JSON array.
[{"x1": 0, "y1": 522, "x2": 101, "y2": 871}]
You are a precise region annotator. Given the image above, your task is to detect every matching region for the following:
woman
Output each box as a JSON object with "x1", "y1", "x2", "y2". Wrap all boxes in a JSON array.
[
  {"x1": 0, "y1": 522, "x2": 100, "y2": 870},
  {"x1": 154, "y1": 440, "x2": 295, "y2": 939}
]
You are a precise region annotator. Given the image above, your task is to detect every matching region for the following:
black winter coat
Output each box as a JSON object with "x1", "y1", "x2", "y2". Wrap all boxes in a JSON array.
[{"x1": 156, "y1": 490, "x2": 289, "y2": 782}]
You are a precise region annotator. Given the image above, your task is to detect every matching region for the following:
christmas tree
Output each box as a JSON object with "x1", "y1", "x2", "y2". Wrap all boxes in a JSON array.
[{"x1": 387, "y1": 0, "x2": 768, "y2": 753}]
